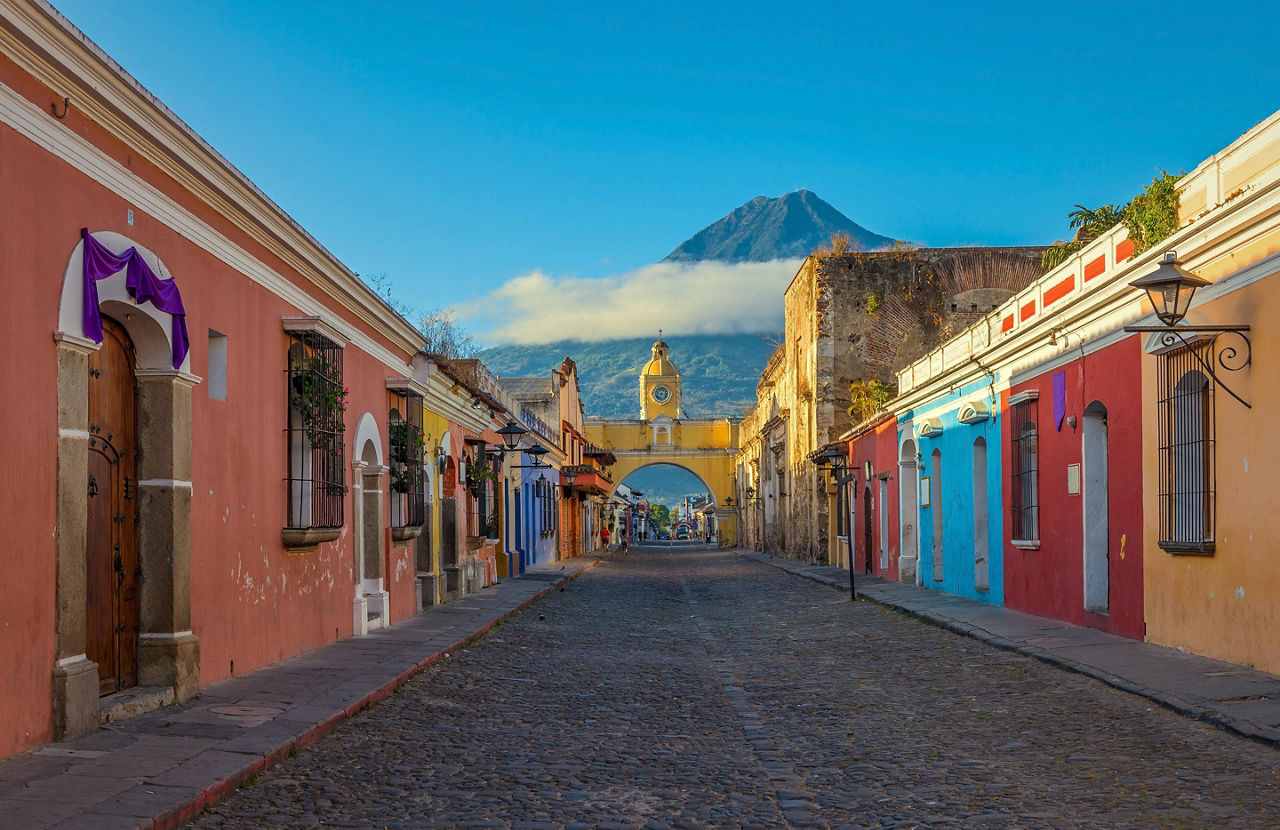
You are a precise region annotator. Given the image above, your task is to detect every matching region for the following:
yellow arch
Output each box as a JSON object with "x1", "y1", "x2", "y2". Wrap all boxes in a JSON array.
[{"x1": 586, "y1": 417, "x2": 740, "y2": 546}]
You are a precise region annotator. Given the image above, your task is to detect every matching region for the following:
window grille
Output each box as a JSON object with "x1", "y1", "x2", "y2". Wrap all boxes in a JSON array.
[
  {"x1": 466, "y1": 448, "x2": 499, "y2": 540},
  {"x1": 388, "y1": 391, "x2": 426, "y2": 529},
  {"x1": 1158, "y1": 344, "x2": 1215, "y2": 553},
  {"x1": 285, "y1": 332, "x2": 345, "y2": 529},
  {"x1": 1009, "y1": 398, "x2": 1039, "y2": 542}
]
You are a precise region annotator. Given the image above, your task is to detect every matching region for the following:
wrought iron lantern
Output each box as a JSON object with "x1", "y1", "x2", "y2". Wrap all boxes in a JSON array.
[
  {"x1": 1128, "y1": 252, "x2": 1210, "y2": 327},
  {"x1": 496, "y1": 418, "x2": 528, "y2": 451},
  {"x1": 1124, "y1": 251, "x2": 1253, "y2": 408},
  {"x1": 561, "y1": 466, "x2": 579, "y2": 487}
]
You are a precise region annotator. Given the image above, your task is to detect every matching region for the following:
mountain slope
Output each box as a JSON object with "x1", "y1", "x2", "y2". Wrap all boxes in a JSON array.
[
  {"x1": 664, "y1": 189, "x2": 894, "y2": 263},
  {"x1": 477, "y1": 334, "x2": 780, "y2": 420}
]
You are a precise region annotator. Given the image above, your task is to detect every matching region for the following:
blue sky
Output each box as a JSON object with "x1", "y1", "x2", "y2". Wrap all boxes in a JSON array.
[{"x1": 51, "y1": 1, "x2": 1280, "y2": 343}]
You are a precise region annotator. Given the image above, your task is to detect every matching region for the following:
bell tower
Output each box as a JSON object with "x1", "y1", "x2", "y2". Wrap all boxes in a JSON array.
[{"x1": 640, "y1": 332, "x2": 681, "y2": 421}]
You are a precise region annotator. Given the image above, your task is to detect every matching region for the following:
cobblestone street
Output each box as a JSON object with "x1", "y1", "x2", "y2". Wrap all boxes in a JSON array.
[{"x1": 194, "y1": 550, "x2": 1280, "y2": 828}]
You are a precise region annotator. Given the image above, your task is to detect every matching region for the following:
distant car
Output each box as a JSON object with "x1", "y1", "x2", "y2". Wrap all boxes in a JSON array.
[
  {"x1": 657, "y1": 530, "x2": 671, "y2": 540},
  {"x1": 675, "y1": 527, "x2": 690, "y2": 540}
]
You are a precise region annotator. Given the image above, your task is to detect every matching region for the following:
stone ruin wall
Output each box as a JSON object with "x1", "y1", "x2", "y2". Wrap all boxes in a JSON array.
[{"x1": 744, "y1": 246, "x2": 1046, "y2": 564}]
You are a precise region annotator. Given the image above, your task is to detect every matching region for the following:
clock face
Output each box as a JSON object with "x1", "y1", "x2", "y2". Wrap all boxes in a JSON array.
[{"x1": 651, "y1": 385, "x2": 671, "y2": 403}]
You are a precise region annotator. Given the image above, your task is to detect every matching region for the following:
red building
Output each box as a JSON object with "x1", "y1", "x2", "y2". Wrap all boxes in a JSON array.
[
  {"x1": 846, "y1": 414, "x2": 901, "y2": 582},
  {"x1": 1001, "y1": 337, "x2": 1145, "y2": 639}
]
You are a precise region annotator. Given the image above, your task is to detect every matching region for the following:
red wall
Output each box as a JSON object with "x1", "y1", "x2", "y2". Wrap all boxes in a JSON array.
[
  {"x1": 849, "y1": 419, "x2": 901, "y2": 581},
  {"x1": 0, "y1": 53, "x2": 420, "y2": 756},
  {"x1": 1002, "y1": 337, "x2": 1144, "y2": 638}
]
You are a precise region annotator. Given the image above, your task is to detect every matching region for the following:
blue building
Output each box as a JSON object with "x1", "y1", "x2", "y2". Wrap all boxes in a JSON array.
[{"x1": 895, "y1": 376, "x2": 1004, "y2": 605}]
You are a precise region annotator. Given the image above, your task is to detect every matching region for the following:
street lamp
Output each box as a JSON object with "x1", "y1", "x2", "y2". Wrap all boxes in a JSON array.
[
  {"x1": 1124, "y1": 251, "x2": 1253, "y2": 408},
  {"x1": 561, "y1": 466, "x2": 579, "y2": 487},
  {"x1": 811, "y1": 445, "x2": 855, "y2": 600},
  {"x1": 1129, "y1": 252, "x2": 1211, "y2": 327},
  {"x1": 496, "y1": 418, "x2": 528, "y2": 451}
]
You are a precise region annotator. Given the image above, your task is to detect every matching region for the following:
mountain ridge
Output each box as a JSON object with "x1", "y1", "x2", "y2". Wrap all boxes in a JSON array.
[
  {"x1": 663, "y1": 189, "x2": 895, "y2": 263},
  {"x1": 476, "y1": 334, "x2": 780, "y2": 421}
]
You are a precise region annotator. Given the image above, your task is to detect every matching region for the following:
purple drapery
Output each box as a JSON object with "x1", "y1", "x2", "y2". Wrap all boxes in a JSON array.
[
  {"x1": 1052, "y1": 370, "x2": 1067, "y2": 430},
  {"x1": 80, "y1": 228, "x2": 189, "y2": 369}
]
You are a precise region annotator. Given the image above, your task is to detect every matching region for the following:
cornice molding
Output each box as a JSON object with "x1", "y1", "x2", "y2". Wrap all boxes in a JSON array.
[{"x1": 0, "y1": 1, "x2": 423, "y2": 352}]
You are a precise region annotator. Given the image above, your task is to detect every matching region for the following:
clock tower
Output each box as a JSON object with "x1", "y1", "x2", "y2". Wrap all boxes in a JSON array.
[{"x1": 640, "y1": 333, "x2": 681, "y2": 421}]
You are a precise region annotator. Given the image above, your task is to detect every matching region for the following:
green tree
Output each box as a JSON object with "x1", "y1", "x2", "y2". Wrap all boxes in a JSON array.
[
  {"x1": 649, "y1": 504, "x2": 672, "y2": 531},
  {"x1": 849, "y1": 378, "x2": 895, "y2": 422}
]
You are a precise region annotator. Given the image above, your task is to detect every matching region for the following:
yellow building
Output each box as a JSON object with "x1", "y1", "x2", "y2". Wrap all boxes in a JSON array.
[{"x1": 585, "y1": 338, "x2": 741, "y2": 545}]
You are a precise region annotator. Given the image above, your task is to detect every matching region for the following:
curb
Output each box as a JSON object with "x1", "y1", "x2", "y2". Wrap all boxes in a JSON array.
[
  {"x1": 736, "y1": 551, "x2": 1280, "y2": 752},
  {"x1": 152, "y1": 559, "x2": 601, "y2": 829}
]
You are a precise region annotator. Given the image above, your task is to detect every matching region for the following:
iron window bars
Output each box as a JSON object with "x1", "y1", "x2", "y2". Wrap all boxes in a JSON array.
[
  {"x1": 1009, "y1": 398, "x2": 1039, "y2": 542},
  {"x1": 1157, "y1": 342, "x2": 1216, "y2": 554},
  {"x1": 466, "y1": 448, "x2": 500, "y2": 540},
  {"x1": 285, "y1": 331, "x2": 345, "y2": 529},
  {"x1": 388, "y1": 390, "x2": 426, "y2": 530}
]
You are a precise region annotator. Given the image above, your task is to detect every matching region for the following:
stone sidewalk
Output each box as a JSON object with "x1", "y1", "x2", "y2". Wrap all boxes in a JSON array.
[
  {"x1": 740, "y1": 550, "x2": 1280, "y2": 750},
  {"x1": 0, "y1": 554, "x2": 604, "y2": 830}
]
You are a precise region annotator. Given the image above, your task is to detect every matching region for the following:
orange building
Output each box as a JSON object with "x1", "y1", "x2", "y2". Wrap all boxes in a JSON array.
[{"x1": 1135, "y1": 111, "x2": 1280, "y2": 673}]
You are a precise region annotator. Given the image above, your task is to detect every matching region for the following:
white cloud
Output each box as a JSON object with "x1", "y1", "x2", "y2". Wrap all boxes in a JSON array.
[{"x1": 459, "y1": 259, "x2": 801, "y2": 344}]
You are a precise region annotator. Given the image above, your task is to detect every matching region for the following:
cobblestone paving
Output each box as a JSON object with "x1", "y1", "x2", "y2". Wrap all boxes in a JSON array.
[{"x1": 193, "y1": 550, "x2": 1280, "y2": 828}]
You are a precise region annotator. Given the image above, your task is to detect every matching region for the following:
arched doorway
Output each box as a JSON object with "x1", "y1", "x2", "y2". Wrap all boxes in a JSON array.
[
  {"x1": 1082, "y1": 401, "x2": 1109, "y2": 612},
  {"x1": 973, "y1": 437, "x2": 990, "y2": 592},
  {"x1": 614, "y1": 463, "x2": 718, "y2": 546},
  {"x1": 351, "y1": 413, "x2": 388, "y2": 633},
  {"x1": 54, "y1": 231, "x2": 200, "y2": 739},
  {"x1": 899, "y1": 437, "x2": 920, "y2": 584}
]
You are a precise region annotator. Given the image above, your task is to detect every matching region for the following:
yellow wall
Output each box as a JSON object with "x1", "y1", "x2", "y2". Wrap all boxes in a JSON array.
[
  {"x1": 1141, "y1": 230, "x2": 1280, "y2": 672},
  {"x1": 585, "y1": 417, "x2": 741, "y2": 546},
  {"x1": 421, "y1": 405, "x2": 449, "y2": 604},
  {"x1": 641, "y1": 374, "x2": 680, "y2": 420}
]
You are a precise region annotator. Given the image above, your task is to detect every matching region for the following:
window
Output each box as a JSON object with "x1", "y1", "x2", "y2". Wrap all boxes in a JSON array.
[
  {"x1": 466, "y1": 446, "x2": 498, "y2": 539},
  {"x1": 1009, "y1": 395, "x2": 1039, "y2": 544},
  {"x1": 1158, "y1": 346, "x2": 1215, "y2": 553},
  {"x1": 207, "y1": 330, "x2": 227, "y2": 401},
  {"x1": 285, "y1": 331, "x2": 345, "y2": 529},
  {"x1": 388, "y1": 390, "x2": 426, "y2": 530}
]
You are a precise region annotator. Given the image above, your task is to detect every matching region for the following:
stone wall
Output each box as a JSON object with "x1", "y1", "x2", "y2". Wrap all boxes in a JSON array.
[{"x1": 739, "y1": 246, "x2": 1045, "y2": 565}]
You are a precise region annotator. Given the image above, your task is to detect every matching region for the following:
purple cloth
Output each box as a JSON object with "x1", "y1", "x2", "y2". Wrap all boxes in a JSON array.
[
  {"x1": 1052, "y1": 370, "x2": 1067, "y2": 431},
  {"x1": 81, "y1": 228, "x2": 189, "y2": 368}
]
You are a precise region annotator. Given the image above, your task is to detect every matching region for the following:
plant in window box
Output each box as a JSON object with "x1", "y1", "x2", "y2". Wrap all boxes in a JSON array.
[
  {"x1": 388, "y1": 420, "x2": 425, "y2": 493},
  {"x1": 466, "y1": 459, "x2": 497, "y2": 493},
  {"x1": 290, "y1": 355, "x2": 348, "y2": 448}
]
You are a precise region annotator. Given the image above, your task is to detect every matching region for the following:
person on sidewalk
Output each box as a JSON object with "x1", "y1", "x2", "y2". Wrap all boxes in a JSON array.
[{"x1": 600, "y1": 525, "x2": 610, "y2": 551}]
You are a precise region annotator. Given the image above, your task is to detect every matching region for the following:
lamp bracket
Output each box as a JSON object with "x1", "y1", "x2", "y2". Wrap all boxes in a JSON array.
[{"x1": 1124, "y1": 324, "x2": 1252, "y2": 409}]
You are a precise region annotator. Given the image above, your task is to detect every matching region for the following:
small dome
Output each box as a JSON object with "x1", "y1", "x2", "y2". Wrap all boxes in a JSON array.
[{"x1": 643, "y1": 337, "x2": 678, "y2": 377}]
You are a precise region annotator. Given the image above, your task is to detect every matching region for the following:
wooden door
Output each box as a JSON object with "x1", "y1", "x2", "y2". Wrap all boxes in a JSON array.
[{"x1": 86, "y1": 317, "x2": 139, "y2": 695}]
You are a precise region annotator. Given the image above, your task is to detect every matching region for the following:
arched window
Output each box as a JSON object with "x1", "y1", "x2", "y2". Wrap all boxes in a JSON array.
[{"x1": 1159, "y1": 356, "x2": 1215, "y2": 553}]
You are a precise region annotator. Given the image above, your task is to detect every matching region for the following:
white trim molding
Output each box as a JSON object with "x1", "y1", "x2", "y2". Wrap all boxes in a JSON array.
[
  {"x1": 282, "y1": 316, "x2": 351, "y2": 348},
  {"x1": 957, "y1": 401, "x2": 991, "y2": 424}
]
